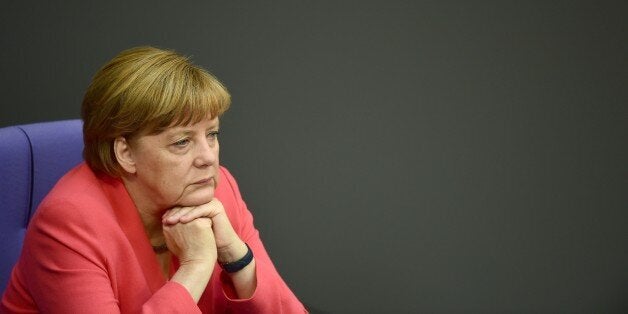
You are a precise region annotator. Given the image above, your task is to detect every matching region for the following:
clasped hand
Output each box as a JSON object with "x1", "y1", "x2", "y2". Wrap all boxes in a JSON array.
[{"x1": 161, "y1": 199, "x2": 244, "y2": 265}]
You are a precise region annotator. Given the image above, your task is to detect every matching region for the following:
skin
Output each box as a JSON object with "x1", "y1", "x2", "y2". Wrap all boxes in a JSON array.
[{"x1": 113, "y1": 116, "x2": 256, "y2": 301}]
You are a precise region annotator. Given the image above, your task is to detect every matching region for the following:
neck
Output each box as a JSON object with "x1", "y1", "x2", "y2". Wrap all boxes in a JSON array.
[
  {"x1": 120, "y1": 176, "x2": 167, "y2": 245},
  {"x1": 137, "y1": 208, "x2": 165, "y2": 245}
]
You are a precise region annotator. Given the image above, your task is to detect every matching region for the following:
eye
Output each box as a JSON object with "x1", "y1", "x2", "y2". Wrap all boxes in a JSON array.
[
  {"x1": 172, "y1": 138, "x2": 190, "y2": 148},
  {"x1": 207, "y1": 130, "x2": 220, "y2": 140}
]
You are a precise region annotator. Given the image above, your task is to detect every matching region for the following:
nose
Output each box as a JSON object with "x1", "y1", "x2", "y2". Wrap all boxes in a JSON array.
[{"x1": 193, "y1": 136, "x2": 218, "y2": 167}]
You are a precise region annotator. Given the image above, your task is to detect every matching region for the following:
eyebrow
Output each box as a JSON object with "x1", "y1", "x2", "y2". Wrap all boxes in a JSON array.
[{"x1": 166, "y1": 125, "x2": 220, "y2": 139}]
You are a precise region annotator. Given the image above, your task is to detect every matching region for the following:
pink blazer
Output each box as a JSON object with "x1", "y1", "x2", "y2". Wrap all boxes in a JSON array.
[{"x1": 1, "y1": 163, "x2": 306, "y2": 313}]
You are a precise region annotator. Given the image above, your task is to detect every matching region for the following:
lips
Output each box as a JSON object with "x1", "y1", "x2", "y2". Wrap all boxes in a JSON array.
[{"x1": 191, "y1": 176, "x2": 212, "y2": 184}]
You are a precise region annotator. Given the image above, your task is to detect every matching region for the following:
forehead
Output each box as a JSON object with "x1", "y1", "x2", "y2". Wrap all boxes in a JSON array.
[{"x1": 163, "y1": 116, "x2": 219, "y2": 134}]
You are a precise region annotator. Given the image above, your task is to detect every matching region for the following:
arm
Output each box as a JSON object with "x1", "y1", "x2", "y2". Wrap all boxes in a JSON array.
[
  {"x1": 211, "y1": 167, "x2": 307, "y2": 312},
  {"x1": 162, "y1": 216, "x2": 217, "y2": 302},
  {"x1": 162, "y1": 167, "x2": 307, "y2": 312},
  {"x1": 164, "y1": 199, "x2": 257, "y2": 300},
  {"x1": 12, "y1": 199, "x2": 203, "y2": 313}
]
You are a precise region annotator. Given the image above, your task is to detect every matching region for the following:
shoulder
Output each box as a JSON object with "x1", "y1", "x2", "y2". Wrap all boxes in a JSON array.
[
  {"x1": 28, "y1": 163, "x2": 118, "y2": 243},
  {"x1": 43, "y1": 163, "x2": 108, "y2": 203},
  {"x1": 215, "y1": 165, "x2": 252, "y2": 227},
  {"x1": 36, "y1": 164, "x2": 110, "y2": 215},
  {"x1": 18, "y1": 164, "x2": 124, "y2": 269},
  {"x1": 218, "y1": 165, "x2": 237, "y2": 185},
  {"x1": 216, "y1": 165, "x2": 243, "y2": 200}
]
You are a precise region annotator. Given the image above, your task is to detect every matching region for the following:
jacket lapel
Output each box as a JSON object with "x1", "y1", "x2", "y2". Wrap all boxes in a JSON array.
[{"x1": 100, "y1": 175, "x2": 167, "y2": 293}]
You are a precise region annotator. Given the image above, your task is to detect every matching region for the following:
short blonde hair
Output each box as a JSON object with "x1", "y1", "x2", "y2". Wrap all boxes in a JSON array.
[{"x1": 82, "y1": 46, "x2": 231, "y2": 177}]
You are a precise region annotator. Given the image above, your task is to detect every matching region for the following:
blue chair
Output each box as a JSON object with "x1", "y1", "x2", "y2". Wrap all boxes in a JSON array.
[{"x1": 0, "y1": 119, "x2": 84, "y2": 293}]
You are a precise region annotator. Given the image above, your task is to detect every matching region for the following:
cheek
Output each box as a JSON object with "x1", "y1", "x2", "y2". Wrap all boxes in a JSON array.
[
  {"x1": 169, "y1": 160, "x2": 192, "y2": 179},
  {"x1": 152, "y1": 157, "x2": 187, "y2": 183}
]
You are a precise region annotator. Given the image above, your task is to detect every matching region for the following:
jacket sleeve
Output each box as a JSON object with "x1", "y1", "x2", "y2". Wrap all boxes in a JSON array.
[
  {"x1": 4, "y1": 197, "x2": 201, "y2": 314},
  {"x1": 206, "y1": 167, "x2": 307, "y2": 313}
]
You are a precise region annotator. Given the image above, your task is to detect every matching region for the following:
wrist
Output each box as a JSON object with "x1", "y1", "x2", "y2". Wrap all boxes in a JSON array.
[
  {"x1": 178, "y1": 257, "x2": 216, "y2": 270},
  {"x1": 217, "y1": 240, "x2": 248, "y2": 264},
  {"x1": 219, "y1": 242, "x2": 254, "y2": 273},
  {"x1": 171, "y1": 260, "x2": 215, "y2": 302}
]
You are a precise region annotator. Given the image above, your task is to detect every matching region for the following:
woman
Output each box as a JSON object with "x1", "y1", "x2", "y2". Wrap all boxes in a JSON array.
[{"x1": 1, "y1": 46, "x2": 306, "y2": 313}]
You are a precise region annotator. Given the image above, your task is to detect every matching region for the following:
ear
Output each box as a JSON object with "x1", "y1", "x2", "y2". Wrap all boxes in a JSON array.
[{"x1": 114, "y1": 137, "x2": 137, "y2": 174}]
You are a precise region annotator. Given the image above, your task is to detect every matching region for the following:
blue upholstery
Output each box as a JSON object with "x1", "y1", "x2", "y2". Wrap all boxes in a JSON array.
[{"x1": 0, "y1": 119, "x2": 83, "y2": 293}]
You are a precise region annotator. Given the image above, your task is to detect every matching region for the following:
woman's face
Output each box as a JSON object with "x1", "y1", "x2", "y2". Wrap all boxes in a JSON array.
[{"x1": 125, "y1": 116, "x2": 220, "y2": 210}]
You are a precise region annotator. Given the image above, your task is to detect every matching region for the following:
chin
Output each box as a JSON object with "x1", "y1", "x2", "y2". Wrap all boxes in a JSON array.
[{"x1": 180, "y1": 189, "x2": 214, "y2": 206}]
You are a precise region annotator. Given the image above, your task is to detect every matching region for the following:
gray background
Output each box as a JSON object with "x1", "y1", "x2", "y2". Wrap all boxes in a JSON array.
[{"x1": 2, "y1": 1, "x2": 627, "y2": 313}]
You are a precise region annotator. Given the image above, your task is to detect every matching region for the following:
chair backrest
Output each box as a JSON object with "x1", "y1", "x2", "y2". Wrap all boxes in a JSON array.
[{"x1": 0, "y1": 119, "x2": 84, "y2": 293}]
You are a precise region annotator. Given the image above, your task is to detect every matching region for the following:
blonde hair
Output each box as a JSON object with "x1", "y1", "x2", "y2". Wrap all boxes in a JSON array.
[{"x1": 82, "y1": 46, "x2": 231, "y2": 177}]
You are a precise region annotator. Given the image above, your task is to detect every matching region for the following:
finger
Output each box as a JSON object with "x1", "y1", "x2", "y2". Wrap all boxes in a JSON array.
[
  {"x1": 163, "y1": 206, "x2": 194, "y2": 225},
  {"x1": 179, "y1": 204, "x2": 214, "y2": 223},
  {"x1": 179, "y1": 199, "x2": 225, "y2": 223},
  {"x1": 165, "y1": 207, "x2": 193, "y2": 224},
  {"x1": 161, "y1": 208, "x2": 179, "y2": 223}
]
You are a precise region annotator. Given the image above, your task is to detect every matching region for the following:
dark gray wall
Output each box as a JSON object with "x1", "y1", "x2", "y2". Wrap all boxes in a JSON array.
[{"x1": 2, "y1": 1, "x2": 627, "y2": 313}]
